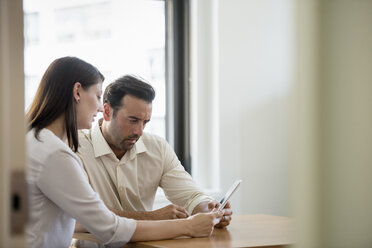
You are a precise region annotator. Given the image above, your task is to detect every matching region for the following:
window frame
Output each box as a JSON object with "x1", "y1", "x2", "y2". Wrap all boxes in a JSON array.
[{"x1": 165, "y1": 0, "x2": 191, "y2": 173}]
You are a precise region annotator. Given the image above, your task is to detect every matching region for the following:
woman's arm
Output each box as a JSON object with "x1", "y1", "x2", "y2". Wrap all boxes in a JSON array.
[
  {"x1": 130, "y1": 211, "x2": 223, "y2": 242},
  {"x1": 39, "y1": 151, "x2": 136, "y2": 244}
]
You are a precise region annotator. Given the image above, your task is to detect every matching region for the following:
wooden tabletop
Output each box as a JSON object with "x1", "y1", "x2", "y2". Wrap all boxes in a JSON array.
[{"x1": 74, "y1": 214, "x2": 294, "y2": 248}]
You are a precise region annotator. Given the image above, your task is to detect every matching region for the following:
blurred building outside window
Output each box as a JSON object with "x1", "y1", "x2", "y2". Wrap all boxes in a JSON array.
[{"x1": 23, "y1": 0, "x2": 166, "y2": 138}]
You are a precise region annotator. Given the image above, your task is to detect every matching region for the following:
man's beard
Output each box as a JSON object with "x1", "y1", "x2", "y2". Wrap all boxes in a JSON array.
[{"x1": 116, "y1": 134, "x2": 140, "y2": 151}]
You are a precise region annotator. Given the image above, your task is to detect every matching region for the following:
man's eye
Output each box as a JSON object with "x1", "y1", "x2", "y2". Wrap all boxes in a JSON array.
[{"x1": 129, "y1": 119, "x2": 137, "y2": 123}]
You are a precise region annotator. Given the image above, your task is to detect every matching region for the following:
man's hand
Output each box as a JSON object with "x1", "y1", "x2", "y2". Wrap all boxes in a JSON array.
[
  {"x1": 214, "y1": 201, "x2": 232, "y2": 228},
  {"x1": 151, "y1": 204, "x2": 189, "y2": 220},
  {"x1": 192, "y1": 200, "x2": 233, "y2": 228}
]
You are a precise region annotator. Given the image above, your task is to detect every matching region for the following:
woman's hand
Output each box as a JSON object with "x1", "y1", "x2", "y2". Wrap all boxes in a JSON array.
[
  {"x1": 192, "y1": 200, "x2": 233, "y2": 228},
  {"x1": 186, "y1": 210, "x2": 223, "y2": 237},
  {"x1": 131, "y1": 209, "x2": 223, "y2": 242}
]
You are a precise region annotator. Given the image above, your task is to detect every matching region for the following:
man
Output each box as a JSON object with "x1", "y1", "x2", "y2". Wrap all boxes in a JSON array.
[{"x1": 77, "y1": 75, "x2": 232, "y2": 225}]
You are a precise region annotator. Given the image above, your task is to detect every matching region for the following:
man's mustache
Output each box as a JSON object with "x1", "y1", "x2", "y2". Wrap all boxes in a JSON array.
[{"x1": 126, "y1": 135, "x2": 139, "y2": 140}]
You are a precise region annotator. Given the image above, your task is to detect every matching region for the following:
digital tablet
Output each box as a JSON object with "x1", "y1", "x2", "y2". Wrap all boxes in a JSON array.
[{"x1": 218, "y1": 180, "x2": 242, "y2": 211}]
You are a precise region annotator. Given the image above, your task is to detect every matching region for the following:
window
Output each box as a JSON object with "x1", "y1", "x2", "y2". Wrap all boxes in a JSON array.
[
  {"x1": 24, "y1": 0, "x2": 192, "y2": 173},
  {"x1": 24, "y1": 0, "x2": 167, "y2": 138}
]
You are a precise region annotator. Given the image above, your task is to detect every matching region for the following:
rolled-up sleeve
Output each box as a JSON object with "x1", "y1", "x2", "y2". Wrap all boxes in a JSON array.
[{"x1": 37, "y1": 150, "x2": 136, "y2": 246}]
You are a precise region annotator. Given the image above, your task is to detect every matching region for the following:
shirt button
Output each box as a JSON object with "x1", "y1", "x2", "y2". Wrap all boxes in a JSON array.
[{"x1": 119, "y1": 187, "x2": 124, "y2": 191}]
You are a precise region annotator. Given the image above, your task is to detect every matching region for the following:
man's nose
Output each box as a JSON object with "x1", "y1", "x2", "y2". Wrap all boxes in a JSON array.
[{"x1": 133, "y1": 123, "x2": 144, "y2": 137}]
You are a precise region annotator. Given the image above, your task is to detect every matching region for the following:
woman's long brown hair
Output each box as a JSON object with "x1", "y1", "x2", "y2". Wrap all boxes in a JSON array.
[{"x1": 26, "y1": 56, "x2": 104, "y2": 152}]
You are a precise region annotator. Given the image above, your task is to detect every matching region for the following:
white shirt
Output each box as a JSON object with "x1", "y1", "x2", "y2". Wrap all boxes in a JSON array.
[
  {"x1": 26, "y1": 128, "x2": 136, "y2": 248},
  {"x1": 77, "y1": 121, "x2": 213, "y2": 214}
]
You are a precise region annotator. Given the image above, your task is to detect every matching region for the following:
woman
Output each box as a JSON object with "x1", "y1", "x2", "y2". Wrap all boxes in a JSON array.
[{"x1": 26, "y1": 56, "x2": 222, "y2": 248}]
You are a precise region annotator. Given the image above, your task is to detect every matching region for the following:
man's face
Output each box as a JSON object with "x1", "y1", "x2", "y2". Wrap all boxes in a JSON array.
[{"x1": 104, "y1": 94, "x2": 152, "y2": 152}]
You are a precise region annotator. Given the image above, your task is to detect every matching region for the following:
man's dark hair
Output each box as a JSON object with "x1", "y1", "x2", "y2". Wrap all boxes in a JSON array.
[
  {"x1": 103, "y1": 75, "x2": 155, "y2": 116},
  {"x1": 27, "y1": 56, "x2": 104, "y2": 152}
]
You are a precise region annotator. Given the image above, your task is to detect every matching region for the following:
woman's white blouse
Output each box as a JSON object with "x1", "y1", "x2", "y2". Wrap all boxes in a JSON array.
[{"x1": 26, "y1": 128, "x2": 136, "y2": 248}]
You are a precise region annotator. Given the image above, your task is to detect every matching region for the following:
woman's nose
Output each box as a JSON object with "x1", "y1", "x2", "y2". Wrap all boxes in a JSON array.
[{"x1": 98, "y1": 102, "x2": 104, "y2": 112}]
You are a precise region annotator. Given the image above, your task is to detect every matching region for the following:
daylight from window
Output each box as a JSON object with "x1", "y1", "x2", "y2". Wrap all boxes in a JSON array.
[{"x1": 24, "y1": 0, "x2": 166, "y2": 138}]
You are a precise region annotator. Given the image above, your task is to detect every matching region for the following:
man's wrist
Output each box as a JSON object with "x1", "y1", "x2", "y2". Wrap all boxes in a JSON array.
[
  {"x1": 145, "y1": 210, "x2": 157, "y2": 220},
  {"x1": 112, "y1": 208, "x2": 155, "y2": 220}
]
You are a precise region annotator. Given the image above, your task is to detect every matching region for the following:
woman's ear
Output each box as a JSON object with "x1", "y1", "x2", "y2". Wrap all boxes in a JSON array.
[
  {"x1": 103, "y1": 103, "x2": 112, "y2": 121},
  {"x1": 73, "y1": 82, "x2": 82, "y2": 103}
]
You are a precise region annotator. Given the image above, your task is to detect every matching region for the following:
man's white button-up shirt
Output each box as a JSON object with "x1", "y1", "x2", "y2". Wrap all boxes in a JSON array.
[{"x1": 77, "y1": 120, "x2": 212, "y2": 214}]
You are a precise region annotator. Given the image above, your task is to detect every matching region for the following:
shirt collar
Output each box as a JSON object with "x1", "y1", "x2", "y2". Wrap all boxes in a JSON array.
[
  {"x1": 91, "y1": 120, "x2": 113, "y2": 158},
  {"x1": 91, "y1": 119, "x2": 147, "y2": 159}
]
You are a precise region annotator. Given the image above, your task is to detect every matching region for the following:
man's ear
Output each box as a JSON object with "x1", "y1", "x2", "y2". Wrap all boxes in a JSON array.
[
  {"x1": 103, "y1": 103, "x2": 113, "y2": 121},
  {"x1": 73, "y1": 82, "x2": 82, "y2": 103}
]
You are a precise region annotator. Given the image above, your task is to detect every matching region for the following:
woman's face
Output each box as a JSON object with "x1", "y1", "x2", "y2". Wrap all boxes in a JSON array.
[{"x1": 76, "y1": 81, "x2": 103, "y2": 129}]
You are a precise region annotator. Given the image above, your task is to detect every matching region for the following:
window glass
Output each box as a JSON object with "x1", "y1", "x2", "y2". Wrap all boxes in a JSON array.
[{"x1": 24, "y1": 0, "x2": 166, "y2": 138}]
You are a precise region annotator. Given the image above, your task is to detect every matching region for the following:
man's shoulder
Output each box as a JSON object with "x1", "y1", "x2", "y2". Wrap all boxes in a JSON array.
[
  {"x1": 78, "y1": 129, "x2": 94, "y2": 153},
  {"x1": 139, "y1": 132, "x2": 172, "y2": 154},
  {"x1": 78, "y1": 129, "x2": 91, "y2": 139},
  {"x1": 141, "y1": 132, "x2": 168, "y2": 145}
]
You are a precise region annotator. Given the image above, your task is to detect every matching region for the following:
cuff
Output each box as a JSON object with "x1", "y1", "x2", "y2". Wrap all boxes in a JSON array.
[
  {"x1": 104, "y1": 217, "x2": 137, "y2": 247},
  {"x1": 186, "y1": 195, "x2": 215, "y2": 214}
]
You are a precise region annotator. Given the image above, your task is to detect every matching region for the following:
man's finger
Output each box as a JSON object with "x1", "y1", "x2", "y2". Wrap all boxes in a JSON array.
[
  {"x1": 176, "y1": 211, "x2": 188, "y2": 218},
  {"x1": 208, "y1": 200, "x2": 218, "y2": 210},
  {"x1": 223, "y1": 208, "x2": 233, "y2": 216},
  {"x1": 216, "y1": 222, "x2": 229, "y2": 228},
  {"x1": 222, "y1": 215, "x2": 231, "y2": 222},
  {"x1": 176, "y1": 206, "x2": 189, "y2": 217},
  {"x1": 224, "y1": 201, "x2": 231, "y2": 208}
]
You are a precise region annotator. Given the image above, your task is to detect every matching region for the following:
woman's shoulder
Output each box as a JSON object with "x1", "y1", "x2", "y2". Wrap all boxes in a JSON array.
[
  {"x1": 27, "y1": 128, "x2": 75, "y2": 160},
  {"x1": 27, "y1": 129, "x2": 83, "y2": 182}
]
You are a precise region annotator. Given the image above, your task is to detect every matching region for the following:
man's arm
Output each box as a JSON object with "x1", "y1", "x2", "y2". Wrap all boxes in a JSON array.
[
  {"x1": 109, "y1": 204, "x2": 189, "y2": 220},
  {"x1": 192, "y1": 200, "x2": 233, "y2": 228},
  {"x1": 159, "y1": 140, "x2": 216, "y2": 214}
]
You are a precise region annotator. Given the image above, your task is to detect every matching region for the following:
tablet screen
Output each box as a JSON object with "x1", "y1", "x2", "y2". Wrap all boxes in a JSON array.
[{"x1": 218, "y1": 180, "x2": 242, "y2": 211}]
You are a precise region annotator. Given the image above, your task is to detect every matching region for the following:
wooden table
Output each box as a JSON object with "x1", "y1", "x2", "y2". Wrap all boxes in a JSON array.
[{"x1": 74, "y1": 214, "x2": 294, "y2": 248}]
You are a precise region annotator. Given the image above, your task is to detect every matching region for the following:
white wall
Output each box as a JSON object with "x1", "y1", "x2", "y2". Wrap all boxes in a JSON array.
[
  {"x1": 193, "y1": 0, "x2": 372, "y2": 247},
  {"x1": 192, "y1": 0, "x2": 295, "y2": 216}
]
